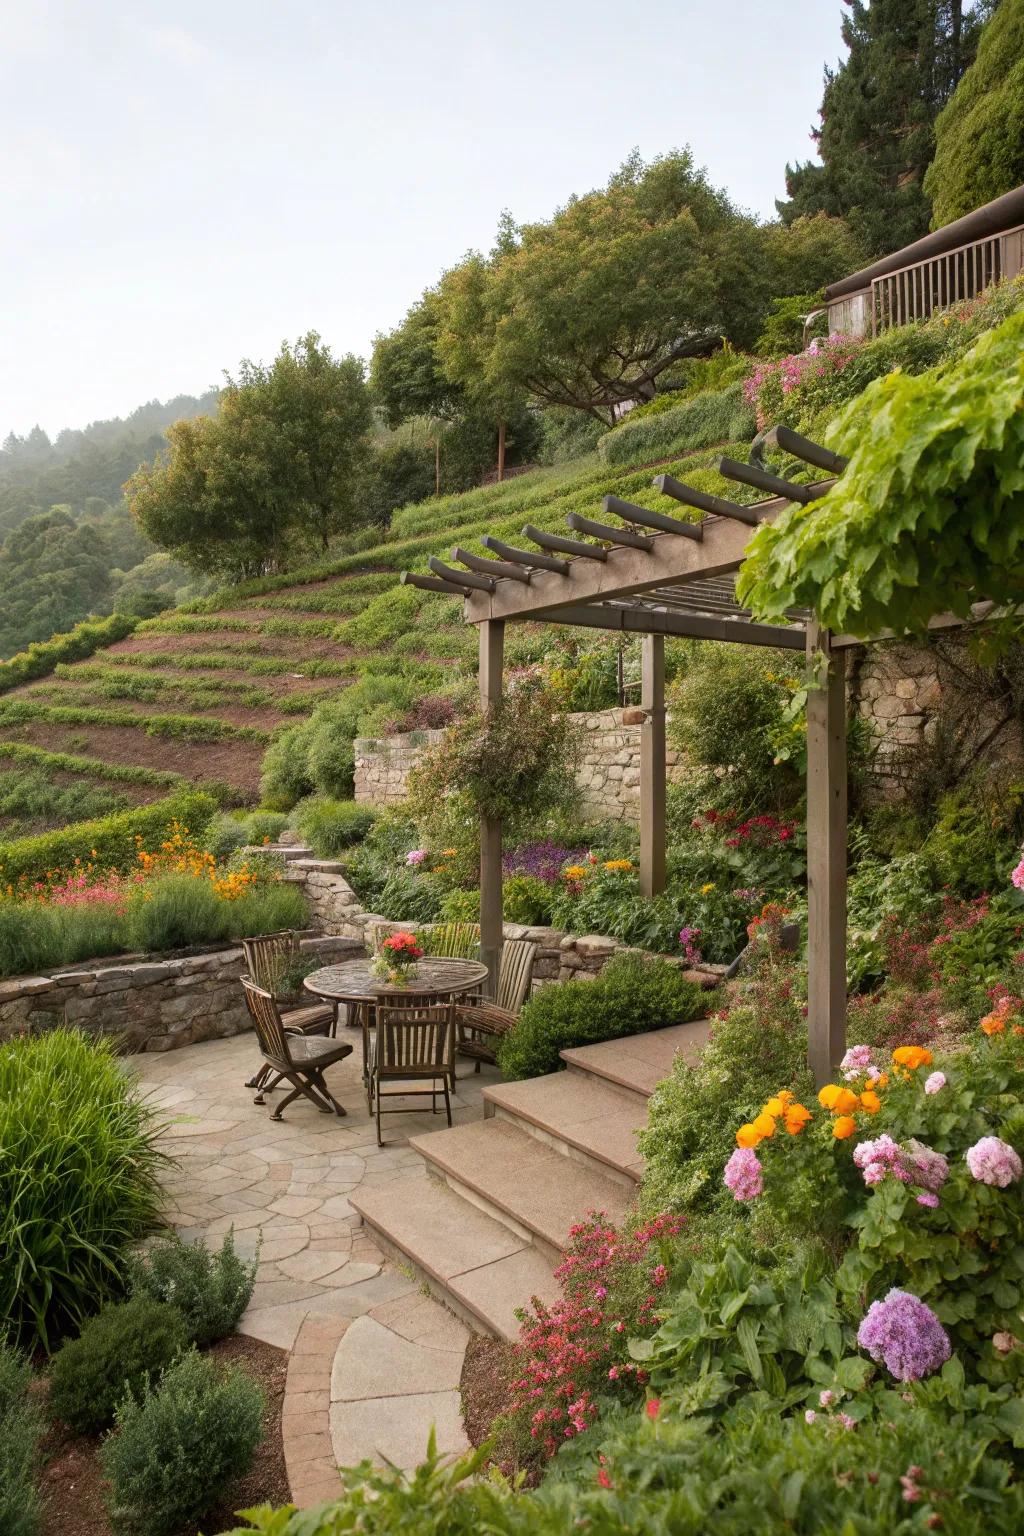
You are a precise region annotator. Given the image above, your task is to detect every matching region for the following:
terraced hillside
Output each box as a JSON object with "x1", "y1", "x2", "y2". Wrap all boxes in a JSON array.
[{"x1": 0, "y1": 440, "x2": 761, "y2": 838}]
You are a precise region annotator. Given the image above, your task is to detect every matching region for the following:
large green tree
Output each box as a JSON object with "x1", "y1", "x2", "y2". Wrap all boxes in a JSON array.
[
  {"x1": 0, "y1": 508, "x2": 114, "y2": 657},
  {"x1": 779, "y1": 1, "x2": 990, "y2": 258},
  {"x1": 432, "y1": 152, "x2": 773, "y2": 428},
  {"x1": 129, "y1": 334, "x2": 372, "y2": 576},
  {"x1": 925, "y1": 0, "x2": 1024, "y2": 225}
]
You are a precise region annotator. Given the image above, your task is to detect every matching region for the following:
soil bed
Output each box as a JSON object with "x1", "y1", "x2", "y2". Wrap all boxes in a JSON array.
[
  {"x1": 461, "y1": 1333, "x2": 515, "y2": 1450},
  {"x1": 37, "y1": 1333, "x2": 289, "y2": 1536}
]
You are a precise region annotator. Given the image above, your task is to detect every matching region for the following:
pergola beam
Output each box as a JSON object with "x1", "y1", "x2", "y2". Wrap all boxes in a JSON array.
[{"x1": 539, "y1": 603, "x2": 807, "y2": 649}]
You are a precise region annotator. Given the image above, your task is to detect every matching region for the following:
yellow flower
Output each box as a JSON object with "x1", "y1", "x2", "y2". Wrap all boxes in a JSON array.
[
  {"x1": 564, "y1": 865, "x2": 589, "y2": 881},
  {"x1": 751, "y1": 1111, "x2": 777, "y2": 1140},
  {"x1": 736, "y1": 1123, "x2": 761, "y2": 1149},
  {"x1": 763, "y1": 1096, "x2": 786, "y2": 1119},
  {"x1": 443, "y1": 848, "x2": 459, "y2": 858},
  {"x1": 817, "y1": 1084, "x2": 843, "y2": 1110},
  {"x1": 892, "y1": 1046, "x2": 933, "y2": 1070},
  {"x1": 603, "y1": 859, "x2": 634, "y2": 873},
  {"x1": 700, "y1": 882, "x2": 715, "y2": 895},
  {"x1": 832, "y1": 1116, "x2": 857, "y2": 1140}
]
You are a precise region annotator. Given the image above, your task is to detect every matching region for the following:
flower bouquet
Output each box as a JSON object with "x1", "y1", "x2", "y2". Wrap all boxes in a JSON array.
[{"x1": 370, "y1": 931, "x2": 424, "y2": 987}]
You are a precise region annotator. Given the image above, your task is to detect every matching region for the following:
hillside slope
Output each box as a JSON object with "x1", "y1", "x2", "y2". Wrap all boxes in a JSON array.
[{"x1": 0, "y1": 440, "x2": 759, "y2": 838}]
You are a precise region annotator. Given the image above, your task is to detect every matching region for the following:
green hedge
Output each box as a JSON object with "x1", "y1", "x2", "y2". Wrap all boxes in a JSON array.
[
  {"x1": 0, "y1": 789, "x2": 217, "y2": 885},
  {"x1": 598, "y1": 384, "x2": 756, "y2": 467},
  {"x1": 0, "y1": 613, "x2": 139, "y2": 696},
  {"x1": 0, "y1": 742, "x2": 184, "y2": 789},
  {"x1": 0, "y1": 699, "x2": 271, "y2": 743}
]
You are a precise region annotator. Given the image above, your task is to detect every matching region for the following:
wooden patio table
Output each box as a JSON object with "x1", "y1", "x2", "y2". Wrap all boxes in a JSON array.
[{"x1": 303, "y1": 957, "x2": 490, "y2": 1106}]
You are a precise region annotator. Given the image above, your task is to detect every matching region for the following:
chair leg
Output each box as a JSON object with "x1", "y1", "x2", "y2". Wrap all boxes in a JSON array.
[
  {"x1": 309, "y1": 1069, "x2": 347, "y2": 1117},
  {"x1": 474, "y1": 1059, "x2": 481, "y2": 1074},
  {"x1": 375, "y1": 1084, "x2": 384, "y2": 1147},
  {"x1": 247, "y1": 1063, "x2": 270, "y2": 1090},
  {"x1": 271, "y1": 1071, "x2": 334, "y2": 1121},
  {"x1": 442, "y1": 1075, "x2": 452, "y2": 1128}
]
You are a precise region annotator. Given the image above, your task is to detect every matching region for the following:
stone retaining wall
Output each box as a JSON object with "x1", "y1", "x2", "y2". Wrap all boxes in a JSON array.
[
  {"x1": 354, "y1": 709, "x2": 684, "y2": 825},
  {"x1": 283, "y1": 857, "x2": 722, "y2": 992},
  {"x1": 0, "y1": 933, "x2": 362, "y2": 1053}
]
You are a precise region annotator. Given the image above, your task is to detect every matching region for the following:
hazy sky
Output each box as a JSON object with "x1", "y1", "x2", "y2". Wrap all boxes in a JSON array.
[{"x1": 1, "y1": 0, "x2": 843, "y2": 441}]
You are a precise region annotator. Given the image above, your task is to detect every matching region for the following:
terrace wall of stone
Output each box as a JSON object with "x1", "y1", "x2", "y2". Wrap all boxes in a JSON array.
[
  {"x1": 354, "y1": 708, "x2": 684, "y2": 825},
  {"x1": 283, "y1": 856, "x2": 722, "y2": 991},
  {"x1": 0, "y1": 933, "x2": 362, "y2": 1052}
]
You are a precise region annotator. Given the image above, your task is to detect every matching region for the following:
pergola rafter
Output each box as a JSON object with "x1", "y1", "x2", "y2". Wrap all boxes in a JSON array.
[{"x1": 401, "y1": 436, "x2": 982, "y2": 1083}]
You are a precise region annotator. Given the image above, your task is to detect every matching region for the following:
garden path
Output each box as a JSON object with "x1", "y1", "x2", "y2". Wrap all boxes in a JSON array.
[{"x1": 132, "y1": 1031, "x2": 498, "y2": 1499}]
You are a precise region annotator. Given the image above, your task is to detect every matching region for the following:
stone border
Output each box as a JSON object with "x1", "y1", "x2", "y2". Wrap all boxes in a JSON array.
[{"x1": 0, "y1": 933, "x2": 362, "y2": 1052}]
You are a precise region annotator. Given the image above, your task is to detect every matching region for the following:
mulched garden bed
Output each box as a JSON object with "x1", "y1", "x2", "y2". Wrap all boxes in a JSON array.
[
  {"x1": 36, "y1": 1334, "x2": 289, "y2": 1536},
  {"x1": 461, "y1": 1333, "x2": 515, "y2": 1450}
]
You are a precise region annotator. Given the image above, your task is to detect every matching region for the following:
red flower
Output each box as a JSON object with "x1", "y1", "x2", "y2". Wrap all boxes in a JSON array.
[{"x1": 646, "y1": 1398, "x2": 661, "y2": 1419}]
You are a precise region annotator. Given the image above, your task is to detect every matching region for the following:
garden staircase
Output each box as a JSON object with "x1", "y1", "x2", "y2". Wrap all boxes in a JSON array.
[{"x1": 350, "y1": 1019, "x2": 711, "y2": 1340}]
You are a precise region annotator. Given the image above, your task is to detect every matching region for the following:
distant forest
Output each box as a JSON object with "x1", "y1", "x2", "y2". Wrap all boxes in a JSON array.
[{"x1": 0, "y1": 391, "x2": 218, "y2": 658}]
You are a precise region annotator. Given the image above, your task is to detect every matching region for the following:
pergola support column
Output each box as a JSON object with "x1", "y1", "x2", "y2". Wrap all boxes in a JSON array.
[
  {"x1": 805, "y1": 623, "x2": 847, "y2": 1085},
  {"x1": 478, "y1": 619, "x2": 505, "y2": 996},
  {"x1": 640, "y1": 633, "x2": 667, "y2": 898}
]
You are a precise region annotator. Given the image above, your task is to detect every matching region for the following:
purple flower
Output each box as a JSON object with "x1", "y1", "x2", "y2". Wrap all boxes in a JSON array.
[
  {"x1": 678, "y1": 926, "x2": 703, "y2": 966},
  {"x1": 840, "y1": 1044, "x2": 877, "y2": 1080},
  {"x1": 723, "y1": 1146, "x2": 762, "y2": 1202},
  {"x1": 924, "y1": 1071, "x2": 946, "y2": 1095},
  {"x1": 503, "y1": 840, "x2": 586, "y2": 885},
  {"x1": 853, "y1": 1135, "x2": 947, "y2": 1197},
  {"x1": 966, "y1": 1136, "x2": 1023, "y2": 1188},
  {"x1": 916, "y1": 1192, "x2": 939, "y2": 1208},
  {"x1": 857, "y1": 1290, "x2": 951, "y2": 1382},
  {"x1": 405, "y1": 849, "x2": 427, "y2": 866}
]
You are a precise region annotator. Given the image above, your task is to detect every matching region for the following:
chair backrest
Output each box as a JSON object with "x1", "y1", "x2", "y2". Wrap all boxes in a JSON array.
[
  {"x1": 422, "y1": 921, "x2": 481, "y2": 960},
  {"x1": 496, "y1": 939, "x2": 537, "y2": 1016},
  {"x1": 374, "y1": 1002, "x2": 454, "y2": 1075},
  {"x1": 242, "y1": 930, "x2": 298, "y2": 993},
  {"x1": 241, "y1": 977, "x2": 293, "y2": 1067}
]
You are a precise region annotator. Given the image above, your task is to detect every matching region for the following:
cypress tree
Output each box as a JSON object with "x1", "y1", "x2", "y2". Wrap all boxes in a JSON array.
[{"x1": 779, "y1": 1, "x2": 989, "y2": 258}]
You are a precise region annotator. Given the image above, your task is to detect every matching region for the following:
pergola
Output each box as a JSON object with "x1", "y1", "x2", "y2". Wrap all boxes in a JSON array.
[{"x1": 402, "y1": 426, "x2": 980, "y2": 1084}]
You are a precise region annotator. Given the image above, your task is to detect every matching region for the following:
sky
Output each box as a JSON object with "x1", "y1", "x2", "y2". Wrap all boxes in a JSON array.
[{"x1": 0, "y1": 0, "x2": 844, "y2": 441}]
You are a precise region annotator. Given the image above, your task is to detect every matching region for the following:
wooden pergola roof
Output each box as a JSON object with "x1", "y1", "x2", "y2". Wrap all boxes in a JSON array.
[{"x1": 400, "y1": 425, "x2": 975, "y2": 1084}]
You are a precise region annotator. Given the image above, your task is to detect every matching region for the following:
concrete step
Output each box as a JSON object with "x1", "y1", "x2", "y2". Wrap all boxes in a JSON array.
[
  {"x1": 560, "y1": 1018, "x2": 712, "y2": 1098},
  {"x1": 409, "y1": 1117, "x2": 633, "y2": 1264},
  {"x1": 483, "y1": 1070, "x2": 647, "y2": 1185},
  {"x1": 350, "y1": 1171, "x2": 560, "y2": 1341}
]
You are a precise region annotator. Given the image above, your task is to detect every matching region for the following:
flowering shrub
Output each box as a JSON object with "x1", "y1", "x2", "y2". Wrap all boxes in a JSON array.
[
  {"x1": 496, "y1": 1211, "x2": 682, "y2": 1470},
  {"x1": 744, "y1": 333, "x2": 862, "y2": 431},
  {"x1": 503, "y1": 840, "x2": 587, "y2": 886},
  {"x1": 856, "y1": 1290, "x2": 951, "y2": 1383}
]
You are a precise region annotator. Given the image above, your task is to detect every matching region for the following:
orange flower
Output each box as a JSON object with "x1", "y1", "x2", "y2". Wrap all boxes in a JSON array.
[
  {"x1": 736, "y1": 1123, "x2": 761, "y2": 1149},
  {"x1": 892, "y1": 1046, "x2": 933, "y2": 1070},
  {"x1": 866, "y1": 1073, "x2": 889, "y2": 1090},
  {"x1": 818, "y1": 1084, "x2": 844, "y2": 1110},
  {"x1": 751, "y1": 1112, "x2": 777, "y2": 1139},
  {"x1": 763, "y1": 1096, "x2": 786, "y2": 1118},
  {"x1": 783, "y1": 1103, "x2": 812, "y2": 1135},
  {"x1": 832, "y1": 1088, "x2": 859, "y2": 1115},
  {"x1": 776, "y1": 1090, "x2": 795, "y2": 1107},
  {"x1": 860, "y1": 1090, "x2": 881, "y2": 1114},
  {"x1": 832, "y1": 1116, "x2": 857, "y2": 1139},
  {"x1": 981, "y1": 1013, "x2": 1006, "y2": 1036}
]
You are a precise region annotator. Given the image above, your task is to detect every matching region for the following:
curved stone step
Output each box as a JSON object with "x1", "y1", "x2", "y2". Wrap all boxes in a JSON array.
[
  {"x1": 483, "y1": 1071, "x2": 646, "y2": 1185},
  {"x1": 409, "y1": 1117, "x2": 633, "y2": 1262},
  {"x1": 560, "y1": 1018, "x2": 712, "y2": 1098}
]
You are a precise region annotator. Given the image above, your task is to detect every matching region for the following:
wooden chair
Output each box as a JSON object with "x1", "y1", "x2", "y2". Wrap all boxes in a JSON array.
[
  {"x1": 370, "y1": 1001, "x2": 456, "y2": 1146},
  {"x1": 241, "y1": 931, "x2": 338, "y2": 1091},
  {"x1": 241, "y1": 979, "x2": 353, "y2": 1122},
  {"x1": 455, "y1": 938, "x2": 537, "y2": 1070},
  {"x1": 422, "y1": 921, "x2": 481, "y2": 960}
]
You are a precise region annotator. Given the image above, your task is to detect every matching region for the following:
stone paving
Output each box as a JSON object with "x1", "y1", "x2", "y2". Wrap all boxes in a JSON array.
[{"x1": 133, "y1": 1028, "x2": 499, "y2": 1500}]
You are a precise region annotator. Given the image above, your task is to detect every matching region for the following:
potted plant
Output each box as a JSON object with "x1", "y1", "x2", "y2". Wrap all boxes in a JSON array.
[{"x1": 370, "y1": 931, "x2": 424, "y2": 987}]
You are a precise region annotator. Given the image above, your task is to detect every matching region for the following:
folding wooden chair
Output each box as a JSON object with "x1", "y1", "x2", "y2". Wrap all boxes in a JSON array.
[
  {"x1": 455, "y1": 938, "x2": 537, "y2": 1070},
  {"x1": 241, "y1": 931, "x2": 338, "y2": 1091},
  {"x1": 370, "y1": 1000, "x2": 456, "y2": 1146},
  {"x1": 241, "y1": 979, "x2": 353, "y2": 1122}
]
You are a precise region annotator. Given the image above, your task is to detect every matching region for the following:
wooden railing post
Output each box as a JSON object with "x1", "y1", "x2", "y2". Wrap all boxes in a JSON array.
[
  {"x1": 805, "y1": 622, "x2": 847, "y2": 1085},
  {"x1": 640, "y1": 633, "x2": 666, "y2": 898},
  {"x1": 478, "y1": 619, "x2": 505, "y2": 997}
]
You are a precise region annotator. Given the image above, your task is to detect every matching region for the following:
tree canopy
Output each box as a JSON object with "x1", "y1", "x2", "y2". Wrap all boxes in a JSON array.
[
  {"x1": 779, "y1": 1, "x2": 989, "y2": 258},
  {"x1": 128, "y1": 334, "x2": 373, "y2": 577},
  {"x1": 925, "y1": 0, "x2": 1024, "y2": 225},
  {"x1": 0, "y1": 509, "x2": 116, "y2": 658}
]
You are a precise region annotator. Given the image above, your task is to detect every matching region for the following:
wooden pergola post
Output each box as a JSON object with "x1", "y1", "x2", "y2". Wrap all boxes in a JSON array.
[
  {"x1": 805, "y1": 622, "x2": 847, "y2": 1084},
  {"x1": 478, "y1": 619, "x2": 505, "y2": 997},
  {"x1": 640, "y1": 633, "x2": 667, "y2": 898}
]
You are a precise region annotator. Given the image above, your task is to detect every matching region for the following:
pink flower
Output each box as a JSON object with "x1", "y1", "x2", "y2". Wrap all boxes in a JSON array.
[
  {"x1": 804, "y1": 1409, "x2": 817, "y2": 1424},
  {"x1": 819, "y1": 1389, "x2": 834, "y2": 1408},
  {"x1": 924, "y1": 1072, "x2": 946, "y2": 1095},
  {"x1": 1012, "y1": 857, "x2": 1024, "y2": 890},
  {"x1": 837, "y1": 1413, "x2": 857, "y2": 1430},
  {"x1": 916, "y1": 1192, "x2": 940, "y2": 1208},
  {"x1": 723, "y1": 1146, "x2": 762, "y2": 1202},
  {"x1": 405, "y1": 849, "x2": 427, "y2": 866},
  {"x1": 966, "y1": 1136, "x2": 1023, "y2": 1188}
]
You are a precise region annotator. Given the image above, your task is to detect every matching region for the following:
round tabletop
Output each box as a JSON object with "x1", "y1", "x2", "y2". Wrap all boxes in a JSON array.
[{"x1": 303, "y1": 957, "x2": 489, "y2": 1004}]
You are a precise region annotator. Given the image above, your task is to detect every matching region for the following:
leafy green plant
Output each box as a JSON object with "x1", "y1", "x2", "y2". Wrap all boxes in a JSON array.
[
  {"x1": 501, "y1": 873, "x2": 554, "y2": 925},
  {"x1": 0, "y1": 1030, "x2": 165, "y2": 1352},
  {"x1": 598, "y1": 382, "x2": 755, "y2": 467},
  {"x1": 127, "y1": 873, "x2": 308, "y2": 954},
  {"x1": 0, "y1": 1345, "x2": 44, "y2": 1536},
  {"x1": 499, "y1": 952, "x2": 706, "y2": 1080},
  {"x1": 295, "y1": 796, "x2": 376, "y2": 856},
  {"x1": 738, "y1": 306, "x2": 1024, "y2": 637},
  {"x1": 127, "y1": 1231, "x2": 257, "y2": 1348},
  {"x1": 101, "y1": 1349, "x2": 264, "y2": 1536},
  {"x1": 0, "y1": 741, "x2": 184, "y2": 790},
  {"x1": 48, "y1": 1296, "x2": 187, "y2": 1435},
  {"x1": 0, "y1": 612, "x2": 139, "y2": 697}
]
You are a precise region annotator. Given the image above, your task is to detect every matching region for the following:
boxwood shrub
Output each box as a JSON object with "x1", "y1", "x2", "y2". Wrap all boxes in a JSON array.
[
  {"x1": 49, "y1": 1296, "x2": 188, "y2": 1435},
  {"x1": 498, "y1": 952, "x2": 708, "y2": 1080}
]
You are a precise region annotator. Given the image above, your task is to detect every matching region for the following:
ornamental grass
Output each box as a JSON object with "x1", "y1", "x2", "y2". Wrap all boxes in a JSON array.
[{"x1": 0, "y1": 1029, "x2": 166, "y2": 1353}]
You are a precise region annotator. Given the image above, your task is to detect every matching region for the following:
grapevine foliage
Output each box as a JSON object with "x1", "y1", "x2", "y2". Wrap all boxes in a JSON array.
[{"x1": 736, "y1": 311, "x2": 1024, "y2": 637}]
